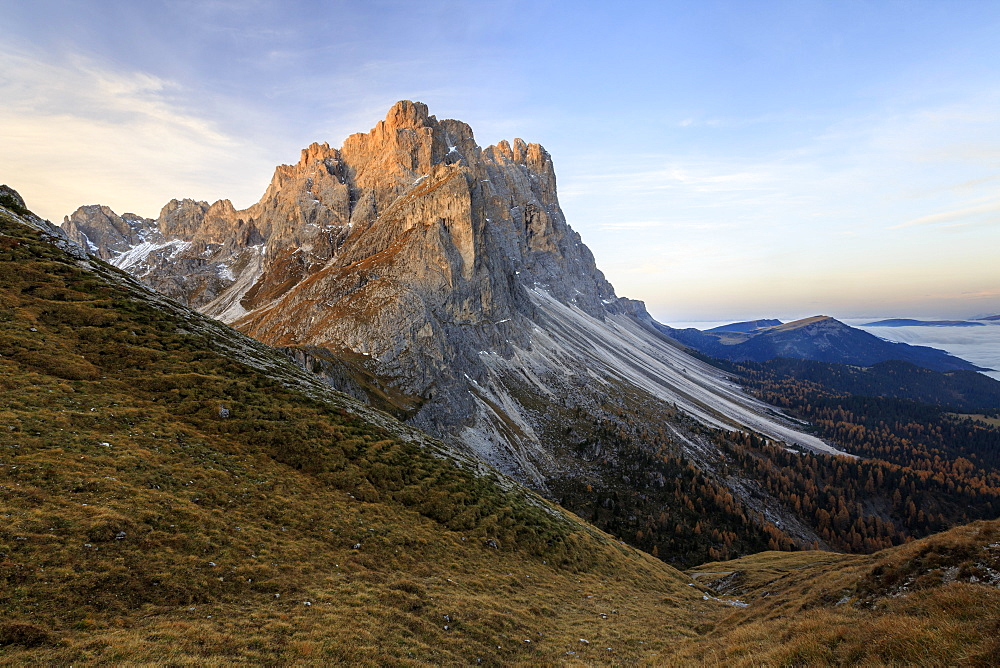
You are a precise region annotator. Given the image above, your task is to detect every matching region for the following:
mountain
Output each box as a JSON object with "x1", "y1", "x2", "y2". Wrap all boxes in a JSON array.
[
  {"x1": 660, "y1": 315, "x2": 986, "y2": 372},
  {"x1": 6, "y1": 189, "x2": 1000, "y2": 665},
  {"x1": 62, "y1": 102, "x2": 841, "y2": 506},
  {"x1": 60, "y1": 103, "x2": 1000, "y2": 565},
  {"x1": 976, "y1": 314, "x2": 1000, "y2": 321},
  {"x1": 863, "y1": 318, "x2": 984, "y2": 327}
]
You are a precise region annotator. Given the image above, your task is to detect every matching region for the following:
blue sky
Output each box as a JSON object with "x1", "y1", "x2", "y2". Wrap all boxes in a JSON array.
[{"x1": 2, "y1": 0, "x2": 999, "y2": 321}]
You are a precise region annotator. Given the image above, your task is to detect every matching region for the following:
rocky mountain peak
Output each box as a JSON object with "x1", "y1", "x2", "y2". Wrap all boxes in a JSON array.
[
  {"x1": 299, "y1": 141, "x2": 333, "y2": 166},
  {"x1": 207, "y1": 199, "x2": 237, "y2": 216},
  {"x1": 338, "y1": 100, "x2": 477, "y2": 196},
  {"x1": 491, "y1": 137, "x2": 547, "y2": 166},
  {"x1": 384, "y1": 99, "x2": 433, "y2": 129},
  {"x1": 158, "y1": 198, "x2": 210, "y2": 238},
  {"x1": 62, "y1": 101, "x2": 834, "y2": 488},
  {"x1": 62, "y1": 204, "x2": 157, "y2": 260}
]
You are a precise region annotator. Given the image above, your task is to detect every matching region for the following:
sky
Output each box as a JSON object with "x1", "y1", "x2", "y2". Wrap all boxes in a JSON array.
[{"x1": 2, "y1": 0, "x2": 999, "y2": 322}]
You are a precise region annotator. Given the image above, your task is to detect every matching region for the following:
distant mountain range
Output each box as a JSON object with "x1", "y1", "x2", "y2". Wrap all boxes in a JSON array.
[{"x1": 658, "y1": 315, "x2": 987, "y2": 373}]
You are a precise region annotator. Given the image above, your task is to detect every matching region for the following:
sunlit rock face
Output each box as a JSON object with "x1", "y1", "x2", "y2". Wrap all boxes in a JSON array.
[
  {"x1": 65, "y1": 101, "x2": 834, "y2": 490},
  {"x1": 229, "y1": 102, "x2": 625, "y2": 389}
]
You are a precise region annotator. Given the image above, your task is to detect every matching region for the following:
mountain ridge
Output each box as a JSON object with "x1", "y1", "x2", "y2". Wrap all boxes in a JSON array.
[{"x1": 705, "y1": 318, "x2": 782, "y2": 333}]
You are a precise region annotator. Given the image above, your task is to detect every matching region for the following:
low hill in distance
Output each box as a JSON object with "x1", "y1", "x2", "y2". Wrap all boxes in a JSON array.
[
  {"x1": 660, "y1": 315, "x2": 986, "y2": 372},
  {"x1": 705, "y1": 319, "x2": 782, "y2": 333}
]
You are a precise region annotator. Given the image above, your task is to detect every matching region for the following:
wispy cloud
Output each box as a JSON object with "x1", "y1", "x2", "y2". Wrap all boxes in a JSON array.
[
  {"x1": 0, "y1": 47, "x2": 277, "y2": 221},
  {"x1": 961, "y1": 288, "x2": 1000, "y2": 299},
  {"x1": 566, "y1": 162, "x2": 777, "y2": 194},
  {"x1": 597, "y1": 220, "x2": 665, "y2": 230},
  {"x1": 891, "y1": 200, "x2": 1000, "y2": 229},
  {"x1": 950, "y1": 175, "x2": 1000, "y2": 193}
]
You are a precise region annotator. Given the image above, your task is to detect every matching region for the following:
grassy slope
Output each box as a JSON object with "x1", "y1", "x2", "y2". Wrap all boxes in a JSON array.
[
  {"x1": 3, "y1": 204, "x2": 1000, "y2": 665},
  {"x1": 0, "y1": 208, "x2": 706, "y2": 664},
  {"x1": 681, "y1": 520, "x2": 1000, "y2": 666}
]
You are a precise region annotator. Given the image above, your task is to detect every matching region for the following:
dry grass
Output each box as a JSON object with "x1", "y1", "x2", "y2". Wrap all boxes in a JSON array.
[
  {"x1": 678, "y1": 521, "x2": 1000, "y2": 666},
  {"x1": 951, "y1": 413, "x2": 1000, "y2": 428}
]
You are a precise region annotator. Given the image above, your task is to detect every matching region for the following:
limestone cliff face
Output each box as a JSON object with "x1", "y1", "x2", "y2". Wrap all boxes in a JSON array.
[
  {"x1": 62, "y1": 205, "x2": 157, "y2": 259},
  {"x1": 62, "y1": 102, "x2": 623, "y2": 417},
  {"x1": 62, "y1": 101, "x2": 832, "y2": 491},
  {"x1": 225, "y1": 101, "x2": 634, "y2": 451}
]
